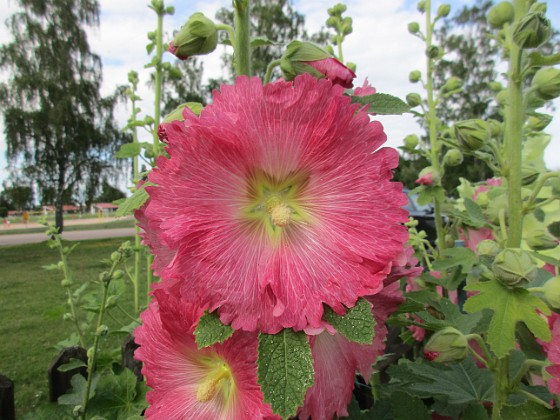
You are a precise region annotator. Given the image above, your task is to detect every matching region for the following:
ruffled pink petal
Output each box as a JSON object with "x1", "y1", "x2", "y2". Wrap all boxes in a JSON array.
[
  {"x1": 544, "y1": 312, "x2": 560, "y2": 396},
  {"x1": 141, "y1": 74, "x2": 408, "y2": 333},
  {"x1": 354, "y1": 78, "x2": 376, "y2": 97},
  {"x1": 306, "y1": 57, "x2": 356, "y2": 88},
  {"x1": 459, "y1": 227, "x2": 494, "y2": 252},
  {"x1": 134, "y1": 290, "x2": 278, "y2": 419}
]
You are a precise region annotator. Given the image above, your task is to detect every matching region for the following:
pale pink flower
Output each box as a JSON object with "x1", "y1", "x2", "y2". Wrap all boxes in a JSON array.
[
  {"x1": 300, "y1": 282, "x2": 404, "y2": 420},
  {"x1": 140, "y1": 74, "x2": 408, "y2": 333},
  {"x1": 459, "y1": 227, "x2": 494, "y2": 252},
  {"x1": 353, "y1": 78, "x2": 377, "y2": 97},
  {"x1": 134, "y1": 286, "x2": 278, "y2": 419}
]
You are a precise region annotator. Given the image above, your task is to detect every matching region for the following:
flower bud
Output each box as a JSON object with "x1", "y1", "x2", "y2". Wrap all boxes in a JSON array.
[
  {"x1": 487, "y1": 2, "x2": 515, "y2": 28},
  {"x1": 404, "y1": 134, "x2": 420, "y2": 149},
  {"x1": 443, "y1": 149, "x2": 463, "y2": 167},
  {"x1": 99, "y1": 271, "x2": 111, "y2": 284},
  {"x1": 521, "y1": 165, "x2": 539, "y2": 185},
  {"x1": 487, "y1": 119, "x2": 502, "y2": 137},
  {"x1": 416, "y1": 166, "x2": 439, "y2": 186},
  {"x1": 488, "y1": 81, "x2": 503, "y2": 92},
  {"x1": 526, "y1": 113, "x2": 552, "y2": 131},
  {"x1": 280, "y1": 41, "x2": 356, "y2": 88},
  {"x1": 110, "y1": 251, "x2": 121, "y2": 262},
  {"x1": 63, "y1": 313, "x2": 73, "y2": 321},
  {"x1": 406, "y1": 93, "x2": 422, "y2": 107},
  {"x1": 409, "y1": 70, "x2": 422, "y2": 83},
  {"x1": 530, "y1": 2, "x2": 547, "y2": 14},
  {"x1": 492, "y1": 248, "x2": 538, "y2": 288},
  {"x1": 408, "y1": 22, "x2": 420, "y2": 34},
  {"x1": 426, "y1": 45, "x2": 441, "y2": 60},
  {"x1": 544, "y1": 276, "x2": 560, "y2": 309},
  {"x1": 496, "y1": 90, "x2": 509, "y2": 106},
  {"x1": 106, "y1": 295, "x2": 119, "y2": 309},
  {"x1": 532, "y1": 67, "x2": 560, "y2": 101},
  {"x1": 437, "y1": 4, "x2": 451, "y2": 18},
  {"x1": 60, "y1": 279, "x2": 72, "y2": 287},
  {"x1": 96, "y1": 324, "x2": 109, "y2": 336},
  {"x1": 341, "y1": 17, "x2": 353, "y2": 35},
  {"x1": 169, "y1": 12, "x2": 218, "y2": 60},
  {"x1": 417, "y1": 1, "x2": 426, "y2": 13},
  {"x1": 425, "y1": 327, "x2": 468, "y2": 363},
  {"x1": 477, "y1": 239, "x2": 501, "y2": 266},
  {"x1": 112, "y1": 269, "x2": 125, "y2": 280},
  {"x1": 454, "y1": 119, "x2": 490, "y2": 151},
  {"x1": 526, "y1": 229, "x2": 558, "y2": 251},
  {"x1": 512, "y1": 12, "x2": 551, "y2": 49},
  {"x1": 442, "y1": 76, "x2": 462, "y2": 92}
]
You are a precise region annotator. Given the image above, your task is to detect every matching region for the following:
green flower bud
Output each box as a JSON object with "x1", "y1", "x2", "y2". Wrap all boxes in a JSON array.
[
  {"x1": 417, "y1": 1, "x2": 426, "y2": 13},
  {"x1": 112, "y1": 270, "x2": 125, "y2": 280},
  {"x1": 488, "y1": 81, "x2": 503, "y2": 92},
  {"x1": 341, "y1": 17, "x2": 353, "y2": 35},
  {"x1": 529, "y1": 2, "x2": 547, "y2": 14},
  {"x1": 169, "y1": 12, "x2": 218, "y2": 59},
  {"x1": 544, "y1": 276, "x2": 560, "y2": 309},
  {"x1": 409, "y1": 70, "x2": 422, "y2": 83},
  {"x1": 532, "y1": 67, "x2": 560, "y2": 101},
  {"x1": 521, "y1": 165, "x2": 540, "y2": 185},
  {"x1": 445, "y1": 149, "x2": 464, "y2": 167},
  {"x1": 487, "y1": 119, "x2": 502, "y2": 137},
  {"x1": 73, "y1": 405, "x2": 84, "y2": 417},
  {"x1": 487, "y1": 2, "x2": 515, "y2": 28},
  {"x1": 333, "y1": 3, "x2": 347, "y2": 14},
  {"x1": 445, "y1": 234, "x2": 455, "y2": 248},
  {"x1": 496, "y1": 90, "x2": 509, "y2": 106},
  {"x1": 165, "y1": 5, "x2": 175, "y2": 15},
  {"x1": 63, "y1": 313, "x2": 73, "y2": 321},
  {"x1": 96, "y1": 324, "x2": 109, "y2": 336},
  {"x1": 425, "y1": 327, "x2": 468, "y2": 363},
  {"x1": 426, "y1": 45, "x2": 441, "y2": 59},
  {"x1": 406, "y1": 93, "x2": 422, "y2": 107},
  {"x1": 60, "y1": 279, "x2": 72, "y2": 288},
  {"x1": 437, "y1": 4, "x2": 451, "y2": 18},
  {"x1": 326, "y1": 16, "x2": 337, "y2": 28},
  {"x1": 110, "y1": 251, "x2": 121, "y2": 262},
  {"x1": 526, "y1": 229, "x2": 558, "y2": 251},
  {"x1": 442, "y1": 76, "x2": 462, "y2": 92},
  {"x1": 526, "y1": 113, "x2": 553, "y2": 131},
  {"x1": 105, "y1": 295, "x2": 119, "y2": 309},
  {"x1": 512, "y1": 12, "x2": 551, "y2": 49},
  {"x1": 477, "y1": 239, "x2": 501, "y2": 266},
  {"x1": 492, "y1": 248, "x2": 538, "y2": 288},
  {"x1": 99, "y1": 271, "x2": 111, "y2": 284},
  {"x1": 408, "y1": 22, "x2": 420, "y2": 34},
  {"x1": 404, "y1": 134, "x2": 420, "y2": 149},
  {"x1": 454, "y1": 119, "x2": 491, "y2": 151}
]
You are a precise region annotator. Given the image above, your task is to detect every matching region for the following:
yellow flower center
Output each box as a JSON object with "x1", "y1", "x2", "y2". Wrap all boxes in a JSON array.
[{"x1": 196, "y1": 361, "x2": 234, "y2": 404}]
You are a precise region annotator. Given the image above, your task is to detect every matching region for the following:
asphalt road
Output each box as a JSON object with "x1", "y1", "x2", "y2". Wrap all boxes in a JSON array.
[{"x1": 0, "y1": 227, "x2": 136, "y2": 247}]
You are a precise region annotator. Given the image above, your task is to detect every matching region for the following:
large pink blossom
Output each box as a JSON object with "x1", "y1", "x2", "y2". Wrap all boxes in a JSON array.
[
  {"x1": 134, "y1": 286, "x2": 278, "y2": 419},
  {"x1": 305, "y1": 57, "x2": 356, "y2": 88},
  {"x1": 140, "y1": 74, "x2": 408, "y2": 333},
  {"x1": 300, "y1": 282, "x2": 404, "y2": 420},
  {"x1": 542, "y1": 312, "x2": 560, "y2": 396}
]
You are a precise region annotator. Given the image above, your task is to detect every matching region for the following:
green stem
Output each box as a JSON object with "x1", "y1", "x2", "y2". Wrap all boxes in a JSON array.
[
  {"x1": 492, "y1": 357, "x2": 510, "y2": 420},
  {"x1": 216, "y1": 23, "x2": 236, "y2": 45},
  {"x1": 152, "y1": 10, "x2": 164, "y2": 156},
  {"x1": 337, "y1": 34, "x2": 344, "y2": 62},
  {"x1": 425, "y1": 0, "x2": 446, "y2": 253},
  {"x1": 116, "y1": 303, "x2": 140, "y2": 323},
  {"x1": 130, "y1": 82, "x2": 141, "y2": 315},
  {"x1": 524, "y1": 171, "x2": 560, "y2": 213},
  {"x1": 264, "y1": 59, "x2": 281, "y2": 84},
  {"x1": 510, "y1": 359, "x2": 549, "y2": 387},
  {"x1": 466, "y1": 334, "x2": 494, "y2": 367},
  {"x1": 233, "y1": 0, "x2": 251, "y2": 77}
]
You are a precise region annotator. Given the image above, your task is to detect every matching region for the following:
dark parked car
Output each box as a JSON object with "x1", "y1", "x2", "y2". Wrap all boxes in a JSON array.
[{"x1": 403, "y1": 188, "x2": 437, "y2": 242}]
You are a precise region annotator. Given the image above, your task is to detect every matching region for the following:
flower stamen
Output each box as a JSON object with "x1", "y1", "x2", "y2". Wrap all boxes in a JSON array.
[{"x1": 196, "y1": 364, "x2": 233, "y2": 403}]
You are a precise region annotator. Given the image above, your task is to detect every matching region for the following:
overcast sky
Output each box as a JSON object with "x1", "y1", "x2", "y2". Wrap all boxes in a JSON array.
[{"x1": 0, "y1": 0, "x2": 559, "y2": 192}]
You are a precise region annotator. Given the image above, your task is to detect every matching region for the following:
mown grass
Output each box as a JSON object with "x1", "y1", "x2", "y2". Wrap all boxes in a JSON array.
[
  {"x1": 0, "y1": 218, "x2": 135, "y2": 236},
  {"x1": 0, "y1": 236, "x2": 148, "y2": 417}
]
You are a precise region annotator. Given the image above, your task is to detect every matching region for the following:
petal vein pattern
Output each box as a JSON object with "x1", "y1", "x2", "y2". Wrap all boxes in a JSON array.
[{"x1": 139, "y1": 74, "x2": 409, "y2": 333}]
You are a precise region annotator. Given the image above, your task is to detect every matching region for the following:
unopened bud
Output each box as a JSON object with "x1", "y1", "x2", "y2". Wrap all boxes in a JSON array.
[
  {"x1": 526, "y1": 229, "x2": 558, "y2": 251},
  {"x1": 97, "y1": 325, "x2": 109, "y2": 336},
  {"x1": 477, "y1": 239, "x2": 501, "y2": 266},
  {"x1": 169, "y1": 12, "x2": 218, "y2": 60},
  {"x1": 63, "y1": 313, "x2": 73, "y2": 321},
  {"x1": 526, "y1": 113, "x2": 552, "y2": 131},
  {"x1": 105, "y1": 295, "x2": 119, "y2": 309},
  {"x1": 443, "y1": 149, "x2": 463, "y2": 167},
  {"x1": 417, "y1": 1, "x2": 426, "y2": 13},
  {"x1": 487, "y1": 119, "x2": 502, "y2": 137},
  {"x1": 409, "y1": 70, "x2": 422, "y2": 83},
  {"x1": 454, "y1": 119, "x2": 490, "y2": 151},
  {"x1": 60, "y1": 279, "x2": 72, "y2": 287},
  {"x1": 521, "y1": 165, "x2": 539, "y2": 185},
  {"x1": 442, "y1": 76, "x2": 462, "y2": 92},
  {"x1": 437, "y1": 4, "x2": 451, "y2": 18},
  {"x1": 532, "y1": 67, "x2": 560, "y2": 101},
  {"x1": 544, "y1": 277, "x2": 560, "y2": 309},
  {"x1": 488, "y1": 81, "x2": 503, "y2": 92},
  {"x1": 112, "y1": 270, "x2": 125, "y2": 280},
  {"x1": 512, "y1": 12, "x2": 551, "y2": 49},
  {"x1": 404, "y1": 134, "x2": 420, "y2": 149},
  {"x1": 99, "y1": 271, "x2": 111, "y2": 284},
  {"x1": 406, "y1": 93, "x2": 422, "y2": 107},
  {"x1": 416, "y1": 166, "x2": 439, "y2": 186},
  {"x1": 425, "y1": 327, "x2": 468, "y2": 363},
  {"x1": 110, "y1": 251, "x2": 121, "y2": 262},
  {"x1": 492, "y1": 248, "x2": 538, "y2": 288},
  {"x1": 426, "y1": 45, "x2": 440, "y2": 60},
  {"x1": 408, "y1": 22, "x2": 420, "y2": 34},
  {"x1": 487, "y1": 2, "x2": 515, "y2": 28}
]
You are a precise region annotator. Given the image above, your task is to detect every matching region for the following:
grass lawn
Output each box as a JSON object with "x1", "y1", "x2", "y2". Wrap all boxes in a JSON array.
[
  {"x1": 0, "y1": 218, "x2": 135, "y2": 236},
  {"x1": 0, "y1": 237, "x2": 149, "y2": 417}
]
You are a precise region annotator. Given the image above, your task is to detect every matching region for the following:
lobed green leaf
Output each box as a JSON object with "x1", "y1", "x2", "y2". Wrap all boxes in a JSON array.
[
  {"x1": 194, "y1": 311, "x2": 234, "y2": 348},
  {"x1": 323, "y1": 298, "x2": 375, "y2": 344}
]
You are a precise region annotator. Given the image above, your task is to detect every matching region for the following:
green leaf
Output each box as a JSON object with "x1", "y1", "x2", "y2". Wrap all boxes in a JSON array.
[
  {"x1": 115, "y1": 182, "x2": 154, "y2": 217},
  {"x1": 501, "y1": 401, "x2": 560, "y2": 420},
  {"x1": 464, "y1": 280, "x2": 551, "y2": 357},
  {"x1": 528, "y1": 51, "x2": 560, "y2": 67},
  {"x1": 58, "y1": 373, "x2": 99, "y2": 405},
  {"x1": 115, "y1": 142, "x2": 141, "y2": 159},
  {"x1": 462, "y1": 402, "x2": 490, "y2": 420},
  {"x1": 463, "y1": 198, "x2": 487, "y2": 228},
  {"x1": 57, "y1": 358, "x2": 87, "y2": 372},
  {"x1": 258, "y1": 329, "x2": 314, "y2": 419},
  {"x1": 433, "y1": 247, "x2": 478, "y2": 274},
  {"x1": 251, "y1": 37, "x2": 274, "y2": 48},
  {"x1": 390, "y1": 391, "x2": 430, "y2": 420},
  {"x1": 22, "y1": 403, "x2": 73, "y2": 420},
  {"x1": 350, "y1": 93, "x2": 411, "y2": 115},
  {"x1": 88, "y1": 370, "x2": 148, "y2": 418},
  {"x1": 548, "y1": 221, "x2": 560, "y2": 239},
  {"x1": 322, "y1": 298, "x2": 375, "y2": 344},
  {"x1": 194, "y1": 311, "x2": 234, "y2": 348}
]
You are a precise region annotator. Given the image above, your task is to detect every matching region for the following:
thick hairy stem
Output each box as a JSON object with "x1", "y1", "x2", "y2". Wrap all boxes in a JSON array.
[{"x1": 233, "y1": 0, "x2": 252, "y2": 77}]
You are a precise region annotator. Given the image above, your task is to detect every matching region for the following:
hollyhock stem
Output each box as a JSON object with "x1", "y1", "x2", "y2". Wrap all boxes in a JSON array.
[
  {"x1": 152, "y1": 10, "x2": 164, "y2": 155},
  {"x1": 264, "y1": 59, "x2": 281, "y2": 84},
  {"x1": 233, "y1": 0, "x2": 252, "y2": 77},
  {"x1": 424, "y1": 0, "x2": 446, "y2": 253},
  {"x1": 524, "y1": 171, "x2": 560, "y2": 213},
  {"x1": 510, "y1": 359, "x2": 549, "y2": 387},
  {"x1": 216, "y1": 23, "x2": 236, "y2": 44}
]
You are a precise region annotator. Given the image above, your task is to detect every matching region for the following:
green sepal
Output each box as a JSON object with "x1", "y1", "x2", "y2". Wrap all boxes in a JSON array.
[
  {"x1": 257, "y1": 329, "x2": 314, "y2": 419},
  {"x1": 194, "y1": 310, "x2": 234, "y2": 348},
  {"x1": 115, "y1": 142, "x2": 141, "y2": 159},
  {"x1": 322, "y1": 298, "x2": 375, "y2": 344},
  {"x1": 350, "y1": 93, "x2": 411, "y2": 115},
  {"x1": 464, "y1": 280, "x2": 551, "y2": 357}
]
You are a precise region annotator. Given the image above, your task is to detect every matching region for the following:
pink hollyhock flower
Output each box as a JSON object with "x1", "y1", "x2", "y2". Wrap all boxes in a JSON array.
[
  {"x1": 139, "y1": 74, "x2": 409, "y2": 333},
  {"x1": 134, "y1": 286, "x2": 278, "y2": 419},
  {"x1": 543, "y1": 312, "x2": 560, "y2": 396},
  {"x1": 305, "y1": 57, "x2": 356, "y2": 89},
  {"x1": 459, "y1": 227, "x2": 494, "y2": 252},
  {"x1": 353, "y1": 78, "x2": 376, "y2": 97},
  {"x1": 300, "y1": 282, "x2": 404, "y2": 420}
]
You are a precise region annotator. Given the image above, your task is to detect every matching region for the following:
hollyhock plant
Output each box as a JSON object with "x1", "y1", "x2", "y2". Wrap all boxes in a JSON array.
[
  {"x1": 542, "y1": 312, "x2": 560, "y2": 396},
  {"x1": 134, "y1": 284, "x2": 278, "y2": 419},
  {"x1": 139, "y1": 74, "x2": 408, "y2": 333}
]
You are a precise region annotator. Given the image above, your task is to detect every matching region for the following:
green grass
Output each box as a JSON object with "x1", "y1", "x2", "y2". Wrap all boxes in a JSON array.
[
  {"x1": 0, "y1": 218, "x2": 135, "y2": 236},
  {"x1": 0, "y1": 237, "x2": 149, "y2": 417}
]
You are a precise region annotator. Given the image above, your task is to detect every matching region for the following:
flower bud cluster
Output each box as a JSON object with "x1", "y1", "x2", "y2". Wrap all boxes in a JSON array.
[{"x1": 169, "y1": 12, "x2": 218, "y2": 60}]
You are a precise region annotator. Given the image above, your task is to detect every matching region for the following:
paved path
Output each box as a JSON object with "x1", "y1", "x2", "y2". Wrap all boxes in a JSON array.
[{"x1": 0, "y1": 227, "x2": 136, "y2": 246}]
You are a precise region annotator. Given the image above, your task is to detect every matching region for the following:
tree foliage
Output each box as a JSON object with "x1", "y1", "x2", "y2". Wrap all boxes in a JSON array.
[
  {"x1": 0, "y1": 181, "x2": 33, "y2": 210},
  {"x1": 0, "y1": 0, "x2": 127, "y2": 232}
]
